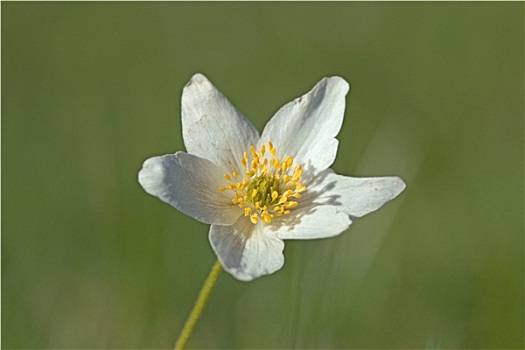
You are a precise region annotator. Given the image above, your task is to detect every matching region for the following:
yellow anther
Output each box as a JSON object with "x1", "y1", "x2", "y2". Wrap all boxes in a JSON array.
[
  {"x1": 271, "y1": 191, "x2": 279, "y2": 200},
  {"x1": 293, "y1": 165, "x2": 303, "y2": 180},
  {"x1": 224, "y1": 174, "x2": 231, "y2": 181},
  {"x1": 296, "y1": 183, "x2": 307, "y2": 192},
  {"x1": 250, "y1": 145, "x2": 257, "y2": 158},
  {"x1": 219, "y1": 186, "x2": 226, "y2": 191},
  {"x1": 250, "y1": 213, "x2": 258, "y2": 224},
  {"x1": 241, "y1": 158, "x2": 247, "y2": 168},
  {"x1": 285, "y1": 201, "x2": 298, "y2": 208},
  {"x1": 232, "y1": 171, "x2": 239, "y2": 178},
  {"x1": 251, "y1": 188, "x2": 258, "y2": 198},
  {"x1": 261, "y1": 145, "x2": 266, "y2": 154},
  {"x1": 283, "y1": 175, "x2": 291, "y2": 184},
  {"x1": 285, "y1": 156, "x2": 293, "y2": 167},
  {"x1": 244, "y1": 207, "x2": 252, "y2": 217},
  {"x1": 268, "y1": 141, "x2": 274, "y2": 150}
]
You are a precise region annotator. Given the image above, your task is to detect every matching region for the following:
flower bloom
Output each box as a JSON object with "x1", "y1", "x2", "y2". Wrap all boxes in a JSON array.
[{"x1": 138, "y1": 73, "x2": 406, "y2": 281}]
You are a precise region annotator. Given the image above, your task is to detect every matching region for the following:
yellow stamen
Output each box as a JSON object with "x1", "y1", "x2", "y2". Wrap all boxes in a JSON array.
[
  {"x1": 296, "y1": 183, "x2": 307, "y2": 192},
  {"x1": 218, "y1": 142, "x2": 307, "y2": 224},
  {"x1": 285, "y1": 201, "x2": 298, "y2": 208},
  {"x1": 262, "y1": 212, "x2": 271, "y2": 223}
]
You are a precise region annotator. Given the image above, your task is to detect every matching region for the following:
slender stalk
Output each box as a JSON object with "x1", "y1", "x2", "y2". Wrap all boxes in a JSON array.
[{"x1": 174, "y1": 259, "x2": 222, "y2": 350}]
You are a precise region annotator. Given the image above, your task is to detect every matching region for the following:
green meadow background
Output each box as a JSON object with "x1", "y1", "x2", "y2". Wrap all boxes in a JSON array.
[{"x1": 3, "y1": 2, "x2": 523, "y2": 349}]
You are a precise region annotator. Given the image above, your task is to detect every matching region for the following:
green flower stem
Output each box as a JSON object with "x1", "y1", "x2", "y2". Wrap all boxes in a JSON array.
[{"x1": 174, "y1": 259, "x2": 222, "y2": 350}]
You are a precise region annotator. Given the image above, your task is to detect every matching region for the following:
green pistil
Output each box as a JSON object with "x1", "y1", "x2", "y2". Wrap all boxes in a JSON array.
[{"x1": 246, "y1": 174, "x2": 281, "y2": 207}]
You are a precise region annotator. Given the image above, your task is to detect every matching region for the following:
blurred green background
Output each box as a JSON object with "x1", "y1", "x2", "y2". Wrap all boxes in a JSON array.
[{"x1": 2, "y1": 2, "x2": 523, "y2": 349}]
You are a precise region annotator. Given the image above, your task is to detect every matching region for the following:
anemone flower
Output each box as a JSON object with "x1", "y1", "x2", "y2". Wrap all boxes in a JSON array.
[{"x1": 139, "y1": 73, "x2": 406, "y2": 282}]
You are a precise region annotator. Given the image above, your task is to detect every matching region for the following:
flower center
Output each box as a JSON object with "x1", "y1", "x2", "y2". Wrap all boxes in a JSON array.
[{"x1": 219, "y1": 142, "x2": 307, "y2": 224}]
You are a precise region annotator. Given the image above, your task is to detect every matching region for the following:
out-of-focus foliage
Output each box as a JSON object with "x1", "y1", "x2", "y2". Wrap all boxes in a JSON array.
[{"x1": 2, "y1": 2, "x2": 523, "y2": 348}]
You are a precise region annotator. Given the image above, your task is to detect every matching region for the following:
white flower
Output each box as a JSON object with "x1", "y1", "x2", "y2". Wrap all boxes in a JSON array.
[{"x1": 138, "y1": 73, "x2": 406, "y2": 281}]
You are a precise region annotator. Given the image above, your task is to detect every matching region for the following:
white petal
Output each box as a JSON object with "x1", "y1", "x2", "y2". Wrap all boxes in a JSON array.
[
  {"x1": 209, "y1": 218, "x2": 285, "y2": 281},
  {"x1": 272, "y1": 204, "x2": 352, "y2": 240},
  {"x1": 182, "y1": 73, "x2": 259, "y2": 172},
  {"x1": 305, "y1": 169, "x2": 406, "y2": 219},
  {"x1": 258, "y1": 76, "x2": 349, "y2": 177},
  {"x1": 138, "y1": 152, "x2": 241, "y2": 225}
]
